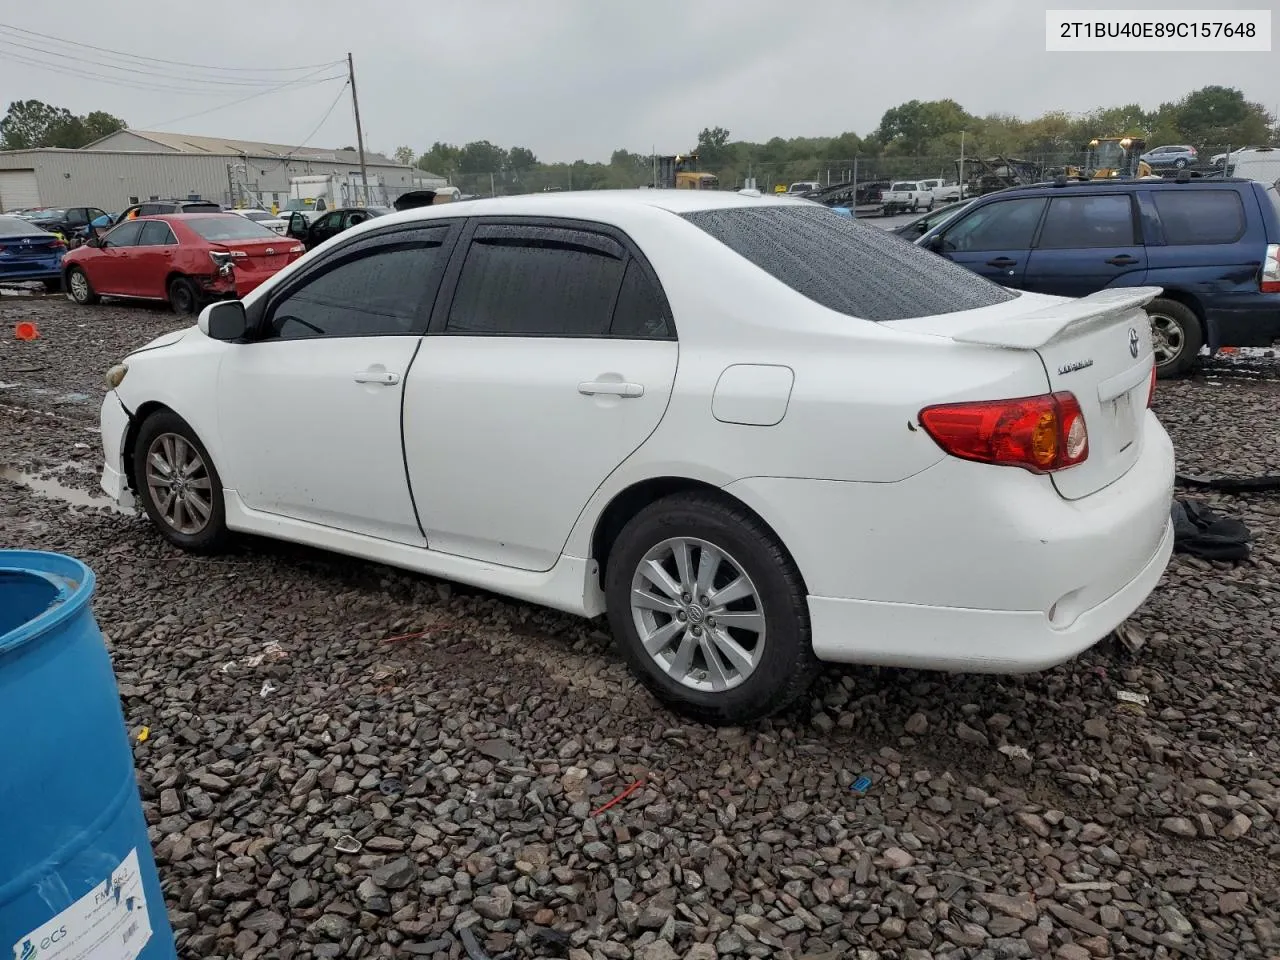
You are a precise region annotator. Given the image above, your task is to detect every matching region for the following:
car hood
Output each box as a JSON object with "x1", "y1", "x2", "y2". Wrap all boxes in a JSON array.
[{"x1": 127, "y1": 327, "x2": 192, "y2": 358}]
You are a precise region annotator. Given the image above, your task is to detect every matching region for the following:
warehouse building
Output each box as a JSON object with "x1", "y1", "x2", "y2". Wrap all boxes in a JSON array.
[{"x1": 0, "y1": 128, "x2": 446, "y2": 212}]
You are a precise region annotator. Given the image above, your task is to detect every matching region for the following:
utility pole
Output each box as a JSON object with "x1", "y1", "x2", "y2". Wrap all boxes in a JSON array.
[
  {"x1": 959, "y1": 131, "x2": 966, "y2": 197},
  {"x1": 347, "y1": 52, "x2": 370, "y2": 206}
]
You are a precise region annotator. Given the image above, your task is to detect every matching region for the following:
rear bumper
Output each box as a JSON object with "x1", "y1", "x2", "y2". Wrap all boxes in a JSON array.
[
  {"x1": 1205, "y1": 294, "x2": 1280, "y2": 349},
  {"x1": 0, "y1": 259, "x2": 63, "y2": 280},
  {"x1": 724, "y1": 411, "x2": 1175, "y2": 672}
]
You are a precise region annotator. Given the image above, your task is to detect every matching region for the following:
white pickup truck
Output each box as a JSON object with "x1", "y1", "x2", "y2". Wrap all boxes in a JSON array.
[{"x1": 881, "y1": 180, "x2": 935, "y2": 215}]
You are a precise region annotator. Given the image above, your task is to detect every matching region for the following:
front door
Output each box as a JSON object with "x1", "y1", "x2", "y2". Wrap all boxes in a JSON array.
[
  {"x1": 88, "y1": 219, "x2": 144, "y2": 296},
  {"x1": 305, "y1": 211, "x2": 345, "y2": 249},
  {"x1": 1023, "y1": 193, "x2": 1147, "y2": 298},
  {"x1": 932, "y1": 195, "x2": 1047, "y2": 288},
  {"x1": 403, "y1": 220, "x2": 679, "y2": 571},
  {"x1": 215, "y1": 224, "x2": 458, "y2": 543}
]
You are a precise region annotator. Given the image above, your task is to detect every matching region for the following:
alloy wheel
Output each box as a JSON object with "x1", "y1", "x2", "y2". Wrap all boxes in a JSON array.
[
  {"x1": 145, "y1": 433, "x2": 214, "y2": 535},
  {"x1": 1148, "y1": 313, "x2": 1185, "y2": 367},
  {"x1": 69, "y1": 270, "x2": 89, "y2": 302},
  {"x1": 629, "y1": 537, "x2": 766, "y2": 693}
]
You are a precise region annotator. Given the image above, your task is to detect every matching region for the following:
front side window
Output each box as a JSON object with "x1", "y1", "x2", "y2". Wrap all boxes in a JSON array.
[
  {"x1": 445, "y1": 225, "x2": 627, "y2": 336},
  {"x1": 681, "y1": 204, "x2": 1017, "y2": 322},
  {"x1": 264, "y1": 236, "x2": 447, "y2": 340},
  {"x1": 1152, "y1": 190, "x2": 1247, "y2": 245},
  {"x1": 941, "y1": 197, "x2": 1047, "y2": 253},
  {"x1": 103, "y1": 221, "x2": 144, "y2": 247},
  {"x1": 1037, "y1": 195, "x2": 1135, "y2": 249}
]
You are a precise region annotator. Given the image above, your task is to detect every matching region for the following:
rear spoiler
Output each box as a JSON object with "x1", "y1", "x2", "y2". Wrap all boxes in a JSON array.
[{"x1": 950, "y1": 287, "x2": 1162, "y2": 350}]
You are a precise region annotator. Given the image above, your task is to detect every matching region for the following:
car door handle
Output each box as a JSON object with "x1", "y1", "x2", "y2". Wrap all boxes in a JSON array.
[
  {"x1": 986, "y1": 257, "x2": 1017, "y2": 268},
  {"x1": 353, "y1": 370, "x2": 401, "y2": 385},
  {"x1": 1105, "y1": 255, "x2": 1139, "y2": 265},
  {"x1": 578, "y1": 380, "x2": 644, "y2": 398}
]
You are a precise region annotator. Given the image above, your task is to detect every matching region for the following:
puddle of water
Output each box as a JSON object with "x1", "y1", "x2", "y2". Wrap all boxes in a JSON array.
[{"x1": 0, "y1": 465, "x2": 133, "y2": 515}]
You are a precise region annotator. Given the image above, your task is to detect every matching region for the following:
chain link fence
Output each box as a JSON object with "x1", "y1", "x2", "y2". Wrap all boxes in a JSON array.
[{"x1": 426, "y1": 143, "x2": 1264, "y2": 201}]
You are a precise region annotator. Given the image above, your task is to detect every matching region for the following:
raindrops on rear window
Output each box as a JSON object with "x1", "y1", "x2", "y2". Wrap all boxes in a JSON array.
[{"x1": 682, "y1": 205, "x2": 1016, "y2": 321}]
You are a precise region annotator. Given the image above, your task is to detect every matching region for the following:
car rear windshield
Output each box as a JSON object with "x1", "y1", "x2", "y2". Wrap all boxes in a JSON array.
[
  {"x1": 0, "y1": 216, "x2": 51, "y2": 237},
  {"x1": 681, "y1": 204, "x2": 1018, "y2": 321},
  {"x1": 241, "y1": 211, "x2": 275, "y2": 221},
  {"x1": 187, "y1": 216, "x2": 279, "y2": 241},
  {"x1": 891, "y1": 183, "x2": 911, "y2": 192}
]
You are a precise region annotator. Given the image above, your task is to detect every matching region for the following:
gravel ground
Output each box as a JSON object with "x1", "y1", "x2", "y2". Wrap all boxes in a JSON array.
[{"x1": 2, "y1": 295, "x2": 1279, "y2": 960}]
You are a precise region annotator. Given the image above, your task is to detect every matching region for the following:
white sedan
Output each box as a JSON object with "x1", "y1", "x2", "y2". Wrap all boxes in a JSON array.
[
  {"x1": 228, "y1": 208, "x2": 288, "y2": 235},
  {"x1": 98, "y1": 191, "x2": 1175, "y2": 723}
]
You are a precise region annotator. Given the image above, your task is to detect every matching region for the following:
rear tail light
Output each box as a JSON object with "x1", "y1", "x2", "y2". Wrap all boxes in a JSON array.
[
  {"x1": 1147, "y1": 364, "x2": 1158, "y2": 407},
  {"x1": 1261, "y1": 244, "x2": 1280, "y2": 294},
  {"x1": 50, "y1": 238, "x2": 66, "y2": 249},
  {"x1": 919, "y1": 392, "x2": 1088, "y2": 473}
]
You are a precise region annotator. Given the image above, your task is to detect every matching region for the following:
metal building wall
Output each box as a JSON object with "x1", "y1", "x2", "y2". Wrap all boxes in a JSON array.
[{"x1": 0, "y1": 149, "x2": 420, "y2": 210}]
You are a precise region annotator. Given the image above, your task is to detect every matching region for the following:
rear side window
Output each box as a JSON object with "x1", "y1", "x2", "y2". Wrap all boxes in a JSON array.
[
  {"x1": 446, "y1": 225, "x2": 626, "y2": 336},
  {"x1": 103, "y1": 221, "x2": 143, "y2": 246},
  {"x1": 1152, "y1": 190, "x2": 1246, "y2": 245},
  {"x1": 1038, "y1": 195, "x2": 1135, "y2": 248},
  {"x1": 610, "y1": 259, "x2": 674, "y2": 338},
  {"x1": 137, "y1": 221, "x2": 176, "y2": 246},
  {"x1": 681, "y1": 204, "x2": 1017, "y2": 321}
]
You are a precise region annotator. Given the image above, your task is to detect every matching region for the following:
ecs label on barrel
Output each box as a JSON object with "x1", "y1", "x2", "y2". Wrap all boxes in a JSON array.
[{"x1": 11, "y1": 849, "x2": 153, "y2": 960}]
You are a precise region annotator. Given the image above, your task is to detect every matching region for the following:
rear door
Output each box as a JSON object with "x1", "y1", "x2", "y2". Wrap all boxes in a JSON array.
[
  {"x1": 133, "y1": 220, "x2": 179, "y2": 298},
  {"x1": 1023, "y1": 193, "x2": 1147, "y2": 297},
  {"x1": 930, "y1": 195, "x2": 1046, "y2": 287},
  {"x1": 403, "y1": 219, "x2": 679, "y2": 571}
]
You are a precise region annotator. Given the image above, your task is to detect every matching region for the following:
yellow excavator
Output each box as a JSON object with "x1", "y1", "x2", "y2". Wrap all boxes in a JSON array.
[{"x1": 1065, "y1": 137, "x2": 1153, "y2": 179}]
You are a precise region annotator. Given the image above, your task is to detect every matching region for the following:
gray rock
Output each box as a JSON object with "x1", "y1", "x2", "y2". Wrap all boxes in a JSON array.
[
  {"x1": 1220, "y1": 812, "x2": 1252, "y2": 839},
  {"x1": 956, "y1": 722, "x2": 989, "y2": 746},
  {"x1": 905, "y1": 712, "x2": 929, "y2": 735},
  {"x1": 288, "y1": 878, "x2": 319, "y2": 909},
  {"x1": 370, "y1": 857, "x2": 417, "y2": 890},
  {"x1": 308, "y1": 914, "x2": 351, "y2": 941},
  {"x1": 473, "y1": 886, "x2": 513, "y2": 921}
]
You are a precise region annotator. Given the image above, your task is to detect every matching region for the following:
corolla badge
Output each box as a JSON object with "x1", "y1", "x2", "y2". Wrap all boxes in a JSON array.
[
  {"x1": 1057, "y1": 359, "x2": 1094, "y2": 375},
  {"x1": 1128, "y1": 327, "x2": 1140, "y2": 358}
]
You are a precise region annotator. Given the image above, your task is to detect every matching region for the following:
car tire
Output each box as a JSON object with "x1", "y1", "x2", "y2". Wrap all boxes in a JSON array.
[
  {"x1": 168, "y1": 276, "x2": 200, "y2": 316},
  {"x1": 1146, "y1": 297, "x2": 1203, "y2": 379},
  {"x1": 1174, "y1": 158, "x2": 1188, "y2": 169},
  {"x1": 604, "y1": 491, "x2": 820, "y2": 725},
  {"x1": 65, "y1": 266, "x2": 98, "y2": 305},
  {"x1": 132, "y1": 409, "x2": 229, "y2": 554},
  {"x1": 42, "y1": 278, "x2": 61, "y2": 293}
]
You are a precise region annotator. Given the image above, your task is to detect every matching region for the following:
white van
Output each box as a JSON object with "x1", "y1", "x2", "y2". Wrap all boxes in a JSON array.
[{"x1": 1230, "y1": 146, "x2": 1280, "y2": 185}]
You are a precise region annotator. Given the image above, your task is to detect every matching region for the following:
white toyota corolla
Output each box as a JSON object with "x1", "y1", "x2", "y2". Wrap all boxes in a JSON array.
[{"x1": 99, "y1": 190, "x2": 1175, "y2": 723}]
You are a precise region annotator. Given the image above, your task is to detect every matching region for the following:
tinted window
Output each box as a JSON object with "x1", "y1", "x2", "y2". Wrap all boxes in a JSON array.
[
  {"x1": 446, "y1": 227, "x2": 626, "y2": 336},
  {"x1": 942, "y1": 197, "x2": 1046, "y2": 252},
  {"x1": 611, "y1": 259, "x2": 673, "y2": 338},
  {"x1": 103, "y1": 221, "x2": 144, "y2": 247},
  {"x1": 187, "y1": 216, "x2": 278, "y2": 241},
  {"x1": 681, "y1": 205, "x2": 1017, "y2": 322},
  {"x1": 1152, "y1": 190, "x2": 1246, "y2": 245},
  {"x1": 266, "y1": 240, "x2": 444, "y2": 340},
  {"x1": 181, "y1": 203, "x2": 222, "y2": 214},
  {"x1": 1038, "y1": 195, "x2": 1135, "y2": 249},
  {"x1": 137, "y1": 204, "x2": 166, "y2": 216},
  {"x1": 138, "y1": 221, "x2": 176, "y2": 246},
  {"x1": 64, "y1": 209, "x2": 88, "y2": 225},
  {"x1": 0, "y1": 216, "x2": 52, "y2": 237}
]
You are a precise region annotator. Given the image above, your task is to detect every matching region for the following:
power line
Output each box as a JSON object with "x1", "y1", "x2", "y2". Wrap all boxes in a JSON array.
[
  {"x1": 0, "y1": 21, "x2": 343, "y2": 74},
  {"x1": 142, "y1": 73, "x2": 347, "y2": 131},
  {"x1": 0, "y1": 48, "x2": 295, "y2": 95},
  {"x1": 0, "y1": 37, "x2": 320, "y2": 88},
  {"x1": 261, "y1": 80, "x2": 353, "y2": 172}
]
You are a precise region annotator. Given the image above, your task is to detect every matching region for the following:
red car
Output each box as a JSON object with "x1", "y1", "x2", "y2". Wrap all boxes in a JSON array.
[{"x1": 61, "y1": 213, "x2": 305, "y2": 314}]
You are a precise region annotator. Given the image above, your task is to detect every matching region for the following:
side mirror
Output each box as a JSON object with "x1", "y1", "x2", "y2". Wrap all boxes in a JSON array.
[
  {"x1": 923, "y1": 233, "x2": 944, "y2": 252},
  {"x1": 199, "y1": 300, "x2": 248, "y2": 341}
]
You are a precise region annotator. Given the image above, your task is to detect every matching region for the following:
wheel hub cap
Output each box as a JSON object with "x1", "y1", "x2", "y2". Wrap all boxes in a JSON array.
[{"x1": 146, "y1": 432, "x2": 213, "y2": 536}]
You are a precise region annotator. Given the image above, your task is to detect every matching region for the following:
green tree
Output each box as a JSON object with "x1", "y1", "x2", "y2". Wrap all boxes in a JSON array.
[
  {"x1": 507, "y1": 146, "x2": 538, "y2": 172},
  {"x1": 876, "y1": 99, "x2": 972, "y2": 155},
  {"x1": 1167, "y1": 85, "x2": 1272, "y2": 148},
  {"x1": 393, "y1": 145, "x2": 415, "y2": 166},
  {"x1": 458, "y1": 140, "x2": 508, "y2": 174},
  {"x1": 0, "y1": 99, "x2": 125, "y2": 149},
  {"x1": 416, "y1": 142, "x2": 462, "y2": 178}
]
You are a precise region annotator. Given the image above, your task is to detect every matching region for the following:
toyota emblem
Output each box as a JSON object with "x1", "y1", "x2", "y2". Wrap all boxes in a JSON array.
[
  {"x1": 1127, "y1": 327, "x2": 1140, "y2": 358},
  {"x1": 265, "y1": 247, "x2": 275, "y2": 255}
]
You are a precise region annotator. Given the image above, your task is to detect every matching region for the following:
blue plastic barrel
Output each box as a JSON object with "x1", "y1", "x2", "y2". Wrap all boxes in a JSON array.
[{"x1": 1, "y1": 550, "x2": 177, "y2": 960}]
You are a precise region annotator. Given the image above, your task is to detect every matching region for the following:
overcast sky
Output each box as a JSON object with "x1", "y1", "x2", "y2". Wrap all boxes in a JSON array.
[{"x1": 2, "y1": 0, "x2": 1275, "y2": 162}]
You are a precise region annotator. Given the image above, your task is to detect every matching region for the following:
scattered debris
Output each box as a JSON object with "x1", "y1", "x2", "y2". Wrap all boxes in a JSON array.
[
  {"x1": 998, "y1": 744, "x2": 1032, "y2": 762},
  {"x1": 333, "y1": 835, "x2": 362, "y2": 854},
  {"x1": 1116, "y1": 690, "x2": 1150, "y2": 706},
  {"x1": 136, "y1": 726, "x2": 150, "y2": 743},
  {"x1": 592, "y1": 778, "x2": 646, "y2": 817},
  {"x1": 850, "y1": 774, "x2": 873, "y2": 796},
  {"x1": 259, "y1": 680, "x2": 277, "y2": 698},
  {"x1": 1113, "y1": 623, "x2": 1146, "y2": 654},
  {"x1": 378, "y1": 777, "x2": 404, "y2": 796}
]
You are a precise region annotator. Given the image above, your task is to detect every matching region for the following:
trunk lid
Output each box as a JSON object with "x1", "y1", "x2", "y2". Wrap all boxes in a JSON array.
[
  {"x1": 215, "y1": 238, "x2": 301, "y2": 272},
  {"x1": 0, "y1": 234, "x2": 64, "y2": 260},
  {"x1": 888, "y1": 286, "x2": 1160, "y2": 500}
]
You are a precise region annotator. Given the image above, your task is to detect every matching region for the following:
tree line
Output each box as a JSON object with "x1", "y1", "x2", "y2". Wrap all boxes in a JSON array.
[
  {"x1": 0, "y1": 99, "x2": 126, "y2": 150},
  {"x1": 396, "y1": 84, "x2": 1276, "y2": 193}
]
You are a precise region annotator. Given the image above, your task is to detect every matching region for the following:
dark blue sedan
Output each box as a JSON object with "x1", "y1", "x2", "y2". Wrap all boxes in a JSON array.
[{"x1": 0, "y1": 215, "x2": 66, "y2": 290}]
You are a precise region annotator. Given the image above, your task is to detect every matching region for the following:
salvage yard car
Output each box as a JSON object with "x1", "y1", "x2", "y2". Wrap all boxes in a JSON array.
[
  {"x1": 97, "y1": 191, "x2": 1175, "y2": 723},
  {"x1": 881, "y1": 180, "x2": 934, "y2": 215},
  {"x1": 63, "y1": 213, "x2": 304, "y2": 314},
  {"x1": 0, "y1": 214, "x2": 66, "y2": 290},
  {"x1": 915, "y1": 177, "x2": 1280, "y2": 377}
]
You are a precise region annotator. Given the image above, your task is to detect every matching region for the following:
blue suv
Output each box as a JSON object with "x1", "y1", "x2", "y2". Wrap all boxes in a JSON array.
[{"x1": 916, "y1": 177, "x2": 1280, "y2": 376}]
